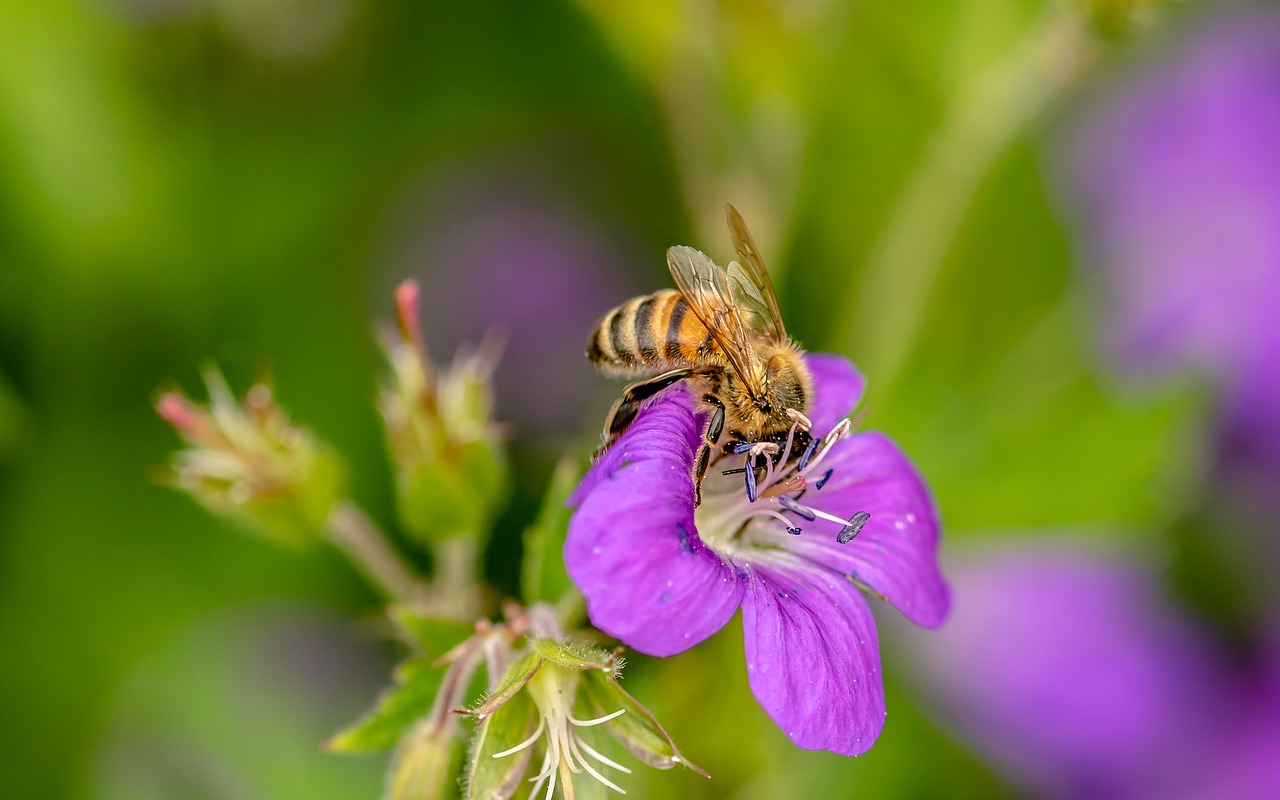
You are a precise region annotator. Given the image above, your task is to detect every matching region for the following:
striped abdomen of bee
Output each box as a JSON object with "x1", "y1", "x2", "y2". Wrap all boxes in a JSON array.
[{"x1": 586, "y1": 289, "x2": 724, "y2": 378}]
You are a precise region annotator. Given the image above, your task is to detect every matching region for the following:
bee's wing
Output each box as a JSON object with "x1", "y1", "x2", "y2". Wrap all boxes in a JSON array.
[
  {"x1": 666, "y1": 245, "x2": 765, "y2": 396},
  {"x1": 725, "y1": 203, "x2": 787, "y2": 342}
]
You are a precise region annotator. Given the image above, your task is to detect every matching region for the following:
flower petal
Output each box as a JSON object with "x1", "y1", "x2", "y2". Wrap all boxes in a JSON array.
[
  {"x1": 754, "y1": 431, "x2": 950, "y2": 627},
  {"x1": 804, "y1": 354, "x2": 866, "y2": 435},
  {"x1": 569, "y1": 384, "x2": 705, "y2": 505},
  {"x1": 740, "y1": 558, "x2": 885, "y2": 756},
  {"x1": 567, "y1": 450, "x2": 743, "y2": 657},
  {"x1": 905, "y1": 544, "x2": 1222, "y2": 797}
]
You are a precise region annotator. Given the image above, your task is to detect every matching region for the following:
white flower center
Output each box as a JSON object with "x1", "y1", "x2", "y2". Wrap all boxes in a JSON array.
[{"x1": 695, "y1": 418, "x2": 867, "y2": 554}]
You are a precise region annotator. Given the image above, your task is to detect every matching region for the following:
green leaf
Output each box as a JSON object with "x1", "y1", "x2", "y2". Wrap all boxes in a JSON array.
[
  {"x1": 530, "y1": 639, "x2": 617, "y2": 673},
  {"x1": 327, "y1": 658, "x2": 444, "y2": 753},
  {"x1": 521, "y1": 458, "x2": 583, "y2": 606},
  {"x1": 389, "y1": 607, "x2": 474, "y2": 660},
  {"x1": 470, "y1": 650, "x2": 543, "y2": 722},
  {"x1": 580, "y1": 671, "x2": 707, "y2": 777},
  {"x1": 465, "y1": 690, "x2": 537, "y2": 800}
]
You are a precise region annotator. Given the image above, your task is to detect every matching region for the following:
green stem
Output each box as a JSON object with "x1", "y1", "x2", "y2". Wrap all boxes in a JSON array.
[
  {"x1": 325, "y1": 500, "x2": 424, "y2": 604},
  {"x1": 833, "y1": 5, "x2": 1095, "y2": 400},
  {"x1": 430, "y1": 536, "x2": 483, "y2": 621}
]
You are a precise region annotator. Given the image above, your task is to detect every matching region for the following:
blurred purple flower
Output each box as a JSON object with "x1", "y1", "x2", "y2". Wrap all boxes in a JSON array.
[
  {"x1": 905, "y1": 544, "x2": 1227, "y2": 799},
  {"x1": 565, "y1": 355, "x2": 949, "y2": 756},
  {"x1": 380, "y1": 169, "x2": 640, "y2": 437},
  {"x1": 1064, "y1": 8, "x2": 1280, "y2": 455}
]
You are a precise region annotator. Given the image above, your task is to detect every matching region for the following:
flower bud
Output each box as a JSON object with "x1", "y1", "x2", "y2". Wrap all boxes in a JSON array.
[
  {"x1": 156, "y1": 367, "x2": 347, "y2": 548},
  {"x1": 379, "y1": 280, "x2": 508, "y2": 546},
  {"x1": 461, "y1": 603, "x2": 706, "y2": 798},
  {"x1": 386, "y1": 719, "x2": 461, "y2": 800}
]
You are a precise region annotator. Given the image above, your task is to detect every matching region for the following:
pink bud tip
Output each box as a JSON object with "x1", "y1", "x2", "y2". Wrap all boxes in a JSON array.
[
  {"x1": 156, "y1": 393, "x2": 198, "y2": 429},
  {"x1": 393, "y1": 279, "x2": 434, "y2": 381},
  {"x1": 394, "y1": 280, "x2": 422, "y2": 343},
  {"x1": 156, "y1": 392, "x2": 218, "y2": 444}
]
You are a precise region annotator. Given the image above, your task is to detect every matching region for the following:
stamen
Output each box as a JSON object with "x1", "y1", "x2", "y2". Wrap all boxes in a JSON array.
[
  {"x1": 797, "y1": 437, "x2": 819, "y2": 472},
  {"x1": 759, "y1": 473, "x2": 806, "y2": 500},
  {"x1": 798, "y1": 420, "x2": 851, "y2": 476},
  {"x1": 744, "y1": 456, "x2": 758, "y2": 502},
  {"x1": 732, "y1": 441, "x2": 756, "y2": 454},
  {"x1": 578, "y1": 740, "x2": 633, "y2": 773},
  {"x1": 826, "y1": 418, "x2": 852, "y2": 442},
  {"x1": 529, "y1": 735, "x2": 557, "y2": 799},
  {"x1": 492, "y1": 715, "x2": 546, "y2": 758},
  {"x1": 785, "y1": 408, "x2": 813, "y2": 431},
  {"x1": 786, "y1": 526, "x2": 802, "y2": 535},
  {"x1": 775, "y1": 422, "x2": 802, "y2": 468},
  {"x1": 837, "y1": 511, "x2": 871, "y2": 544},
  {"x1": 560, "y1": 725, "x2": 583, "y2": 775},
  {"x1": 815, "y1": 468, "x2": 834, "y2": 490},
  {"x1": 568, "y1": 736, "x2": 627, "y2": 793},
  {"x1": 569, "y1": 708, "x2": 626, "y2": 727},
  {"x1": 740, "y1": 509, "x2": 797, "y2": 531},
  {"x1": 777, "y1": 495, "x2": 816, "y2": 521}
]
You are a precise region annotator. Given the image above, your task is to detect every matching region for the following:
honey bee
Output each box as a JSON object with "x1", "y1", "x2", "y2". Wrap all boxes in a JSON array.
[{"x1": 587, "y1": 204, "x2": 814, "y2": 501}]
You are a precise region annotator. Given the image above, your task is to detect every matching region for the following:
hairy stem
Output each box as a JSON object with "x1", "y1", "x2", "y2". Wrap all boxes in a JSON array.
[
  {"x1": 430, "y1": 536, "x2": 483, "y2": 620},
  {"x1": 325, "y1": 500, "x2": 423, "y2": 603}
]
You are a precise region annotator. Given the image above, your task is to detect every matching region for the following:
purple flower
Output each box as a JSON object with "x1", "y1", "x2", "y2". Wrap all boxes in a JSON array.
[
  {"x1": 1063, "y1": 7, "x2": 1280, "y2": 455},
  {"x1": 565, "y1": 354, "x2": 949, "y2": 756},
  {"x1": 904, "y1": 544, "x2": 1223, "y2": 799}
]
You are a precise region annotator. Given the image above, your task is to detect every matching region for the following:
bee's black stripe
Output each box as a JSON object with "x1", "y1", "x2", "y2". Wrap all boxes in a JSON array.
[
  {"x1": 635, "y1": 296, "x2": 660, "y2": 363},
  {"x1": 609, "y1": 306, "x2": 634, "y2": 365},
  {"x1": 699, "y1": 328, "x2": 717, "y2": 357},
  {"x1": 587, "y1": 326, "x2": 605, "y2": 363},
  {"x1": 665, "y1": 298, "x2": 687, "y2": 361}
]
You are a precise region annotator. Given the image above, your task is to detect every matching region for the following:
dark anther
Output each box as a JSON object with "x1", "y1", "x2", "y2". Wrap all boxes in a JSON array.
[
  {"x1": 732, "y1": 441, "x2": 757, "y2": 455},
  {"x1": 797, "y1": 437, "x2": 819, "y2": 472},
  {"x1": 816, "y1": 468, "x2": 834, "y2": 490},
  {"x1": 786, "y1": 526, "x2": 802, "y2": 536},
  {"x1": 744, "y1": 456, "x2": 758, "y2": 502},
  {"x1": 777, "y1": 495, "x2": 816, "y2": 521},
  {"x1": 837, "y1": 511, "x2": 871, "y2": 544}
]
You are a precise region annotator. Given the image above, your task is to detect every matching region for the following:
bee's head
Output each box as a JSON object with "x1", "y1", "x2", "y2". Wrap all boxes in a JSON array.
[{"x1": 738, "y1": 344, "x2": 813, "y2": 439}]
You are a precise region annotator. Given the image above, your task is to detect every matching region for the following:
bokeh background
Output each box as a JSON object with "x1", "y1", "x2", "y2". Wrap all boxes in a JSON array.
[{"x1": 3, "y1": 0, "x2": 1280, "y2": 798}]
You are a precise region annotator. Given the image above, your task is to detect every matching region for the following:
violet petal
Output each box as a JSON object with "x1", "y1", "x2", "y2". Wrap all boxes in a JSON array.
[
  {"x1": 804, "y1": 353, "x2": 866, "y2": 435},
  {"x1": 753, "y1": 431, "x2": 950, "y2": 627},
  {"x1": 567, "y1": 458, "x2": 742, "y2": 658},
  {"x1": 569, "y1": 384, "x2": 706, "y2": 505},
  {"x1": 740, "y1": 559, "x2": 886, "y2": 756}
]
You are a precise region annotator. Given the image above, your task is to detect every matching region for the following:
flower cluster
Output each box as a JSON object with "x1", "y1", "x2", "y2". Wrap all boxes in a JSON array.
[
  {"x1": 380, "y1": 279, "x2": 508, "y2": 547},
  {"x1": 565, "y1": 353, "x2": 950, "y2": 755},
  {"x1": 331, "y1": 602, "x2": 703, "y2": 800},
  {"x1": 155, "y1": 368, "x2": 347, "y2": 548}
]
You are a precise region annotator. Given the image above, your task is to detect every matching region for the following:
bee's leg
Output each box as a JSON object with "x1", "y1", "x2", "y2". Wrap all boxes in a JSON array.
[
  {"x1": 692, "y1": 444, "x2": 710, "y2": 506},
  {"x1": 692, "y1": 395, "x2": 727, "y2": 506},
  {"x1": 594, "y1": 368, "x2": 694, "y2": 460},
  {"x1": 703, "y1": 395, "x2": 726, "y2": 445}
]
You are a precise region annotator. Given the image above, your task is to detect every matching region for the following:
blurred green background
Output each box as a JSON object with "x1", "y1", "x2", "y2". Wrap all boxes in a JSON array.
[{"x1": 0, "y1": 0, "x2": 1241, "y2": 798}]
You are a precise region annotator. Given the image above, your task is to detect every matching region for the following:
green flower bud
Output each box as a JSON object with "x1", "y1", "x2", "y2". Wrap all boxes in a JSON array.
[
  {"x1": 156, "y1": 367, "x2": 347, "y2": 548},
  {"x1": 386, "y1": 718, "x2": 462, "y2": 800},
  {"x1": 461, "y1": 603, "x2": 706, "y2": 799},
  {"x1": 379, "y1": 280, "x2": 508, "y2": 547}
]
